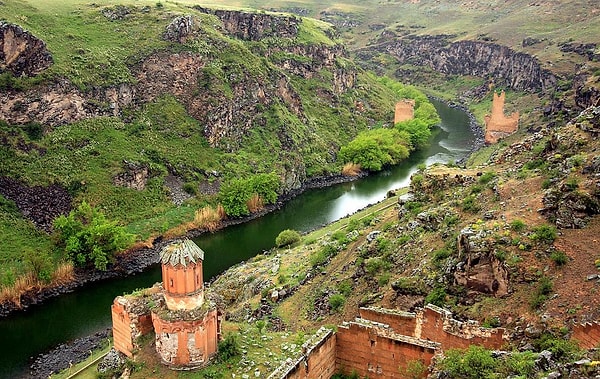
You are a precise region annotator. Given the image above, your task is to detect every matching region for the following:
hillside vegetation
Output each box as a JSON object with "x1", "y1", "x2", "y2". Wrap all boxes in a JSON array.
[{"x1": 0, "y1": 1, "x2": 437, "y2": 303}]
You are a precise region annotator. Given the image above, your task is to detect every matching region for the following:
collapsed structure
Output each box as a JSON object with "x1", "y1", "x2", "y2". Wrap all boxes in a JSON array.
[
  {"x1": 111, "y1": 239, "x2": 221, "y2": 369},
  {"x1": 484, "y1": 91, "x2": 519, "y2": 144},
  {"x1": 394, "y1": 99, "x2": 416, "y2": 124}
]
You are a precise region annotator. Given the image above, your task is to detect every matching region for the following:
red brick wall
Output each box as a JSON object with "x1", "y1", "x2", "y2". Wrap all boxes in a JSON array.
[
  {"x1": 359, "y1": 308, "x2": 417, "y2": 336},
  {"x1": 111, "y1": 297, "x2": 154, "y2": 358},
  {"x1": 335, "y1": 323, "x2": 436, "y2": 379},
  {"x1": 418, "y1": 306, "x2": 505, "y2": 350},
  {"x1": 283, "y1": 332, "x2": 337, "y2": 379},
  {"x1": 572, "y1": 322, "x2": 600, "y2": 349},
  {"x1": 111, "y1": 301, "x2": 134, "y2": 357}
]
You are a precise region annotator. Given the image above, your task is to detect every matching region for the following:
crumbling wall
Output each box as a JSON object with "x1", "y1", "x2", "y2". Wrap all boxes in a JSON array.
[
  {"x1": 268, "y1": 327, "x2": 337, "y2": 379},
  {"x1": 268, "y1": 305, "x2": 506, "y2": 378},
  {"x1": 359, "y1": 307, "x2": 417, "y2": 336},
  {"x1": 417, "y1": 305, "x2": 505, "y2": 350},
  {"x1": 336, "y1": 320, "x2": 438, "y2": 378},
  {"x1": 484, "y1": 91, "x2": 519, "y2": 144},
  {"x1": 152, "y1": 308, "x2": 219, "y2": 368},
  {"x1": 111, "y1": 296, "x2": 153, "y2": 357},
  {"x1": 571, "y1": 321, "x2": 600, "y2": 349},
  {"x1": 394, "y1": 99, "x2": 415, "y2": 124}
]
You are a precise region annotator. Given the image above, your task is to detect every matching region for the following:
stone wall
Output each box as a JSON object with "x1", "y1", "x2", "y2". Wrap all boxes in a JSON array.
[
  {"x1": 336, "y1": 320, "x2": 438, "y2": 378},
  {"x1": 267, "y1": 327, "x2": 337, "y2": 379},
  {"x1": 484, "y1": 91, "x2": 519, "y2": 144},
  {"x1": 571, "y1": 321, "x2": 600, "y2": 349},
  {"x1": 270, "y1": 305, "x2": 505, "y2": 378},
  {"x1": 394, "y1": 99, "x2": 415, "y2": 124},
  {"x1": 152, "y1": 308, "x2": 220, "y2": 368},
  {"x1": 111, "y1": 296, "x2": 154, "y2": 357}
]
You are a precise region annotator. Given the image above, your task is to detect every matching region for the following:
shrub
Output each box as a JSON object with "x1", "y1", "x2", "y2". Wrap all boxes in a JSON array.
[
  {"x1": 275, "y1": 229, "x2": 301, "y2": 248},
  {"x1": 478, "y1": 171, "x2": 497, "y2": 185},
  {"x1": 425, "y1": 287, "x2": 446, "y2": 307},
  {"x1": 509, "y1": 219, "x2": 527, "y2": 232},
  {"x1": 550, "y1": 250, "x2": 569, "y2": 266},
  {"x1": 440, "y1": 345, "x2": 496, "y2": 379},
  {"x1": 536, "y1": 334, "x2": 581, "y2": 362},
  {"x1": 461, "y1": 196, "x2": 480, "y2": 213},
  {"x1": 338, "y1": 128, "x2": 411, "y2": 171},
  {"x1": 530, "y1": 276, "x2": 553, "y2": 309},
  {"x1": 329, "y1": 294, "x2": 346, "y2": 313},
  {"x1": 219, "y1": 173, "x2": 280, "y2": 217},
  {"x1": 531, "y1": 224, "x2": 557, "y2": 244},
  {"x1": 53, "y1": 201, "x2": 134, "y2": 270},
  {"x1": 218, "y1": 332, "x2": 241, "y2": 362},
  {"x1": 337, "y1": 280, "x2": 352, "y2": 297}
]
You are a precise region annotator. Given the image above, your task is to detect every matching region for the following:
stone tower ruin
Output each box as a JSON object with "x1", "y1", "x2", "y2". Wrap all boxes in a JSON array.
[
  {"x1": 484, "y1": 91, "x2": 519, "y2": 144},
  {"x1": 152, "y1": 239, "x2": 220, "y2": 369},
  {"x1": 111, "y1": 239, "x2": 221, "y2": 370}
]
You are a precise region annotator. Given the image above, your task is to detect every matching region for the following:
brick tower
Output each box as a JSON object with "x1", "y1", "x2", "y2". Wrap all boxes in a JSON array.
[{"x1": 151, "y1": 239, "x2": 220, "y2": 369}]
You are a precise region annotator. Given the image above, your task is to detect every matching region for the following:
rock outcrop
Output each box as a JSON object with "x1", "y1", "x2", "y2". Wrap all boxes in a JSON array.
[
  {"x1": 0, "y1": 176, "x2": 72, "y2": 232},
  {"x1": 359, "y1": 34, "x2": 556, "y2": 92},
  {"x1": 195, "y1": 7, "x2": 300, "y2": 41},
  {"x1": 0, "y1": 22, "x2": 53, "y2": 76}
]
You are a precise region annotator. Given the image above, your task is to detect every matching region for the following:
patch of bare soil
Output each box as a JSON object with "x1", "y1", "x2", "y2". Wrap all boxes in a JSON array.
[{"x1": 549, "y1": 216, "x2": 600, "y2": 324}]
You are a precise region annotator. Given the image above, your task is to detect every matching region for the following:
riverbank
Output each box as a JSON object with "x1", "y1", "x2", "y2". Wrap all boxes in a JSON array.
[{"x1": 0, "y1": 172, "x2": 367, "y2": 319}]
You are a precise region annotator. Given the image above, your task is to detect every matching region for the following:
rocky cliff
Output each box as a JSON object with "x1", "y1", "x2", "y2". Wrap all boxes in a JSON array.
[
  {"x1": 358, "y1": 34, "x2": 556, "y2": 93},
  {"x1": 0, "y1": 22, "x2": 53, "y2": 77}
]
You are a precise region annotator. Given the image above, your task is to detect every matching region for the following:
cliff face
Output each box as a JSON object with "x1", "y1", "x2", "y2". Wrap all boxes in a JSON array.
[
  {"x1": 195, "y1": 7, "x2": 300, "y2": 41},
  {"x1": 0, "y1": 12, "x2": 353, "y2": 148},
  {"x1": 359, "y1": 34, "x2": 556, "y2": 93},
  {"x1": 0, "y1": 22, "x2": 53, "y2": 77}
]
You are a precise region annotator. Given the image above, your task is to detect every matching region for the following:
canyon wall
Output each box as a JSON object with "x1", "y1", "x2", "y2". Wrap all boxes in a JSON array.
[{"x1": 360, "y1": 34, "x2": 556, "y2": 93}]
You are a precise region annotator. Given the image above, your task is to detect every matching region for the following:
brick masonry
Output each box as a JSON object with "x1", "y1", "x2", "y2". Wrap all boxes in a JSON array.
[
  {"x1": 394, "y1": 99, "x2": 415, "y2": 124},
  {"x1": 270, "y1": 304, "x2": 507, "y2": 379},
  {"x1": 484, "y1": 91, "x2": 519, "y2": 144},
  {"x1": 571, "y1": 321, "x2": 600, "y2": 350}
]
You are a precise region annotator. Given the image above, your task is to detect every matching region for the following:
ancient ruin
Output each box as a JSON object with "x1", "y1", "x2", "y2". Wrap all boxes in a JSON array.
[
  {"x1": 394, "y1": 99, "x2": 416, "y2": 124},
  {"x1": 484, "y1": 91, "x2": 519, "y2": 144},
  {"x1": 270, "y1": 305, "x2": 506, "y2": 379},
  {"x1": 111, "y1": 239, "x2": 221, "y2": 369}
]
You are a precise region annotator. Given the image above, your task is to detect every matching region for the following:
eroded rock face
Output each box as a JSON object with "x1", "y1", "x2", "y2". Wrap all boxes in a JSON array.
[
  {"x1": 361, "y1": 34, "x2": 556, "y2": 92},
  {"x1": 113, "y1": 161, "x2": 149, "y2": 191},
  {"x1": 163, "y1": 15, "x2": 196, "y2": 43},
  {"x1": 0, "y1": 22, "x2": 53, "y2": 76},
  {"x1": 196, "y1": 8, "x2": 300, "y2": 41},
  {"x1": 454, "y1": 228, "x2": 509, "y2": 296}
]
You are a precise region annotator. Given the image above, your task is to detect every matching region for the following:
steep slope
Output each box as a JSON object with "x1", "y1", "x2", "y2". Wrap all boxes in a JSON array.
[{"x1": 0, "y1": 2, "x2": 409, "y2": 305}]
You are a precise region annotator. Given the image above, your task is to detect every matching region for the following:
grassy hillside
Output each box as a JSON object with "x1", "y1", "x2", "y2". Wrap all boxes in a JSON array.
[{"x1": 0, "y1": 1, "x2": 439, "y2": 301}]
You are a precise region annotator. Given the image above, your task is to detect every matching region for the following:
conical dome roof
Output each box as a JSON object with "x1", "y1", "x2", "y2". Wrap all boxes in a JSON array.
[{"x1": 160, "y1": 239, "x2": 205, "y2": 267}]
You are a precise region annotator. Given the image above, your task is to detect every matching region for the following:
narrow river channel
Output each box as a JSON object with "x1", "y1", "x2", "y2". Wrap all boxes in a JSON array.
[{"x1": 0, "y1": 99, "x2": 476, "y2": 378}]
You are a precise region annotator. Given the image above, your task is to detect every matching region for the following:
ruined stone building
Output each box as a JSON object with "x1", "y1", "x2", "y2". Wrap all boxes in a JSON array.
[
  {"x1": 484, "y1": 91, "x2": 519, "y2": 144},
  {"x1": 394, "y1": 99, "x2": 416, "y2": 124},
  {"x1": 111, "y1": 239, "x2": 221, "y2": 369},
  {"x1": 269, "y1": 305, "x2": 506, "y2": 379}
]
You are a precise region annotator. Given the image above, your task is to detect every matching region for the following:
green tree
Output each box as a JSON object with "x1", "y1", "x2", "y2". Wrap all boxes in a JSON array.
[
  {"x1": 53, "y1": 201, "x2": 134, "y2": 270},
  {"x1": 219, "y1": 173, "x2": 280, "y2": 217},
  {"x1": 338, "y1": 128, "x2": 410, "y2": 171},
  {"x1": 275, "y1": 229, "x2": 302, "y2": 247}
]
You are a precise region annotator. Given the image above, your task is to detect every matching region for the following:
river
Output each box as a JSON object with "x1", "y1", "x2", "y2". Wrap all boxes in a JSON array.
[{"x1": 0, "y1": 99, "x2": 476, "y2": 379}]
